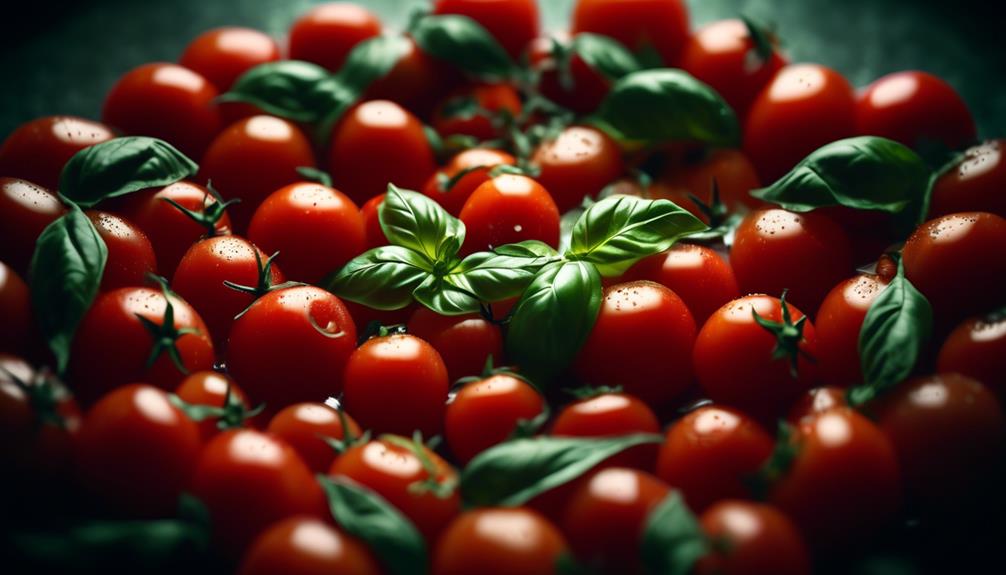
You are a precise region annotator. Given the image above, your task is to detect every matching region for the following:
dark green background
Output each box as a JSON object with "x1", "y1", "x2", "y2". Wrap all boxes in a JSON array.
[{"x1": 2, "y1": 0, "x2": 1004, "y2": 138}]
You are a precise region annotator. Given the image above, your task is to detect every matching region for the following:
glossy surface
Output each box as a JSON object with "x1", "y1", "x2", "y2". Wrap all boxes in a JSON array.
[
  {"x1": 0, "y1": 263, "x2": 32, "y2": 355},
  {"x1": 531, "y1": 126, "x2": 624, "y2": 213},
  {"x1": 696, "y1": 501, "x2": 812, "y2": 575},
  {"x1": 238, "y1": 516, "x2": 382, "y2": 575},
  {"x1": 929, "y1": 140, "x2": 1006, "y2": 219},
  {"x1": 0, "y1": 177, "x2": 65, "y2": 274},
  {"x1": 407, "y1": 307, "x2": 505, "y2": 383},
  {"x1": 572, "y1": 0, "x2": 690, "y2": 65},
  {"x1": 659, "y1": 148, "x2": 763, "y2": 217},
  {"x1": 814, "y1": 273, "x2": 889, "y2": 386},
  {"x1": 552, "y1": 392, "x2": 660, "y2": 471},
  {"x1": 0, "y1": 116, "x2": 115, "y2": 190},
  {"x1": 422, "y1": 148, "x2": 516, "y2": 217},
  {"x1": 180, "y1": 26, "x2": 281, "y2": 90},
  {"x1": 432, "y1": 507, "x2": 568, "y2": 575},
  {"x1": 267, "y1": 402, "x2": 361, "y2": 473},
  {"x1": 87, "y1": 210, "x2": 157, "y2": 290},
  {"x1": 433, "y1": 84, "x2": 522, "y2": 141},
  {"x1": 445, "y1": 374, "x2": 544, "y2": 463},
  {"x1": 459, "y1": 174, "x2": 560, "y2": 254},
  {"x1": 288, "y1": 2, "x2": 382, "y2": 71},
  {"x1": 938, "y1": 311, "x2": 1006, "y2": 391},
  {"x1": 174, "y1": 370, "x2": 250, "y2": 440}
]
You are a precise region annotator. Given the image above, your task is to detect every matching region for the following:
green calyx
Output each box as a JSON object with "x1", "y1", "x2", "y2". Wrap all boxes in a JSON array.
[
  {"x1": 0, "y1": 364, "x2": 70, "y2": 430},
  {"x1": 169, "y1": 383, "x2": 264, "y2": 431},
  {"x1": 223, "y1": 250, "x2": 305, "y2": 319},
  {"x1": 741, "y1": 15, "x2": 778, "y2": 68},
  {"x1": 321, "y1": 402, "x2": 372, "y2": 454},
  {"x1": 563, "y1": 385, "x2": 625, "y2": 401},
  {"x1": 751, "y1": 290, "x2": 814, "y2": 379},
  {"x1": 744, "y1": 421, "x2": 800, "y2": 500},
  {"x1": 380, "y1": 431, "x2": 458, "y2": 499},
  {"x1": 136, "y1": 274, "x2": 200, "y2": 375},
  {"x1": 162, "y1": 181, "x2": 238, "y2": 238}
]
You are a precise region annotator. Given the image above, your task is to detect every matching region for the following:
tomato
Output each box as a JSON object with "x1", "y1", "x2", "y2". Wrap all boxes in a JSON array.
[
  {"x1": 267, "y1": 402, "x2": 361, "y2": 473},
  {"x1": 531, "y1": 126, "x2": 624, "y2": 213},
  {"x1": 0, "y1": 177, "x2": 65, "y2": 274},
  {"x1": 731, "y1": 208, "x2": 854, "y2": 314},
  {"x1": 695, "y1": 501, "x2": 812, "y2": 575},
  {"x1": 432, "y1": 508, "x2": 569, "y2": 575},
  {"x1": 529, "y1": 33, "x2": 611, "y2": 115},
  {"x1": 623, "y1": 243, "x2": 740, "y2": 325},
  {"x1": 191, "y1": 428, "x2": 327, "y2": 553},
  {"x1": 693, "y1": 295, "x2": 818, "y2": 420},
  {"x1": 572, "y1": 0, "x2": 690, "y2": 66},
  {"x1": 343, "y1": 333, "x2": 448, "y2": 437},
  {"x1": 561, "y1": 467, "x2": 670, "y2": 572},
  {"x1": 679, "y1": 19, "x2": 788, "y2": 121},
  {"x1": 574, "y1": 281, "x2": 696, "y2": 407},
  {"x1": 248, "y1": 182, "x2": 365, "y2": 284},
  {"x1": 770, "y1": 408, "x2": 901, "y2": 549},
  {"x1": 288, "y1": 2, "x2": 382, "y2": 72},
  {"x1": 902, "y1": 212, "x2": 1006, "y2": 332},
  {"x1": 343, "y1": 299, "x2": 418, "y2": 331},
  {"x1": 929, "y1": 140, "x2": 1006, "y2": 219},
  {"x1": 856, "y1": 71, "x2": 976, "y2": 150},
  {"x1": 744, "y1": 64, "x2": 856, "y2": 182},
  {"x1": 814, "y1": 272, "x2": 890, "y2": 386},
  {"x1": 87, "y1": 210, "x2": 157, "y2": 290},
  {"x1": 70, "y1": 285, "x2": 214, "y2": 404},
  {"x1": 102, "y1": 63, "x2": 222, "y2": 160},
  {"x1": 786, "y1": 386, "x2": 848, "y2": 424},
  {"x1": 359, "y1": 194, "x2": 387, "y2": 249},
  {"x1": 407, "y1": 307, "x2": 504, "y2": 382},
  {"x1": 459, "y1": 174, "x2": 560, "y2": 254},
  {"x1": 200, "y1": 115, "x2": 317, "y2": 232},
  {"x1": 422, "y1": 148, "x2": 516, "y2": 217},
  {"x1": 659, "y1": 148, "x2": 764, "y2": 217},
  {"x1": 367, "y1": 37, "x2": 460, "y2": 118},
  {"x1": 937, "y1": 310, "x2": 1006, "y2": 392},
  {"x1": 656, "y1": 405, "x2": 773, "y2": 511},
  {"x1": 551, "y1": 391, "x2": 660, "y2": 471},
  {"x1": 433, "y1": 0, "x2": 540, "y2": 60},
  {"x1": 0, "y1": 116, "x2": 115, "y2": 190},
  {"x1": 328, "y1": 100, "x2": 437, "y2": 205},
  {"x1": 180, "y1": 27, "x2": 281, "y2": 91},
  {"x1": 75, "y1": 384, "x2": 201, "y2": 516},
  {"x1": 174, "y1": 370, "x2": 251, "y2": 441},
  {"x1": 432, "y1": 84, "x2": 522, "y2": 141},
  {"x1": 0, "y1": 262, "x2": 32, "y2": 355},
  {"x1": 238, "y1": 516, "x2": 382, "y2": 575},
  {"x1": 445, "y1": 373, "x2": 544, "y2": 464},
  {"x1": 330, "y1": 436, "x2": 460, "y2": 542},
  {"x1": 227, "y1": 286, "x2": 356, "y2": 413}
]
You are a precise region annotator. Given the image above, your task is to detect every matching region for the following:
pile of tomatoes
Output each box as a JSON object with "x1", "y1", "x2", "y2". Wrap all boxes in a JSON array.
[{"x1": 2, "y1": 0, "x2": 1005, "y2": 574}]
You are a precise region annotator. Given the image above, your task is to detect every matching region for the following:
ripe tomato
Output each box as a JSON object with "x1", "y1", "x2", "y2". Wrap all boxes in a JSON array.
[
  {"x1": 937, "y1": 311, "x2": 1006, "y2": 392},
  {"x1": 459, "y1": 174, "x2": 560, "y2": 254},
  {"x1": 929, "y1": 140, "x2": 1006, "y2": 219},
  {"x1": 433, "y1": 0, "x2": 540, "y2": 60},
  {"x1": 572, "y1": 0, "x2": 691, "y2": 66},
  {"x1": 227, "y1": 286, "x2": 356, "y2": 413},
  {"x1": 695, "y1": 501, "x2": 812, "y2": 575},
  {"x1": 0, "y1": 177, "x2": 65, "y2": 274},
  {"x1": 328, "y1": 100, "x2": 437, "y2": 205},
  {"x1": 267, "y1": 402, "x2": 361, "y2": 473},
  {"x1": 574, "y1": 281, "x2": 696, "y2": 407},
  {"x1": 0, "y1": 116, "x2": 115, "y2": 191},
  {"x1": 87, "y1": 210, "x2": 157, "y2": 290},
  {"x1": 343, "y1": 333, "x2": 448, "y2": 437},
  {"x1": 432, "y1": 507, "x2": 568, "y2": 575},
  {"x1": 359, "y1": 194, "x2": 388, "y2": 249},
  {"x1": 656, "y1": 405, "x2": 773, "y2": 511},
  {"x1": 744, "y1": 64, "x2": 856, "y2": 182},
  {"x1": 238, "y1": 516, "x2": 382, "y2": 575},
  {"x1": 432, "y1": 84, "x2": 522, "y2": 141},
  {"x1": 175, "y1": 370, "x2": 251, "y2": 441},
  {"x1": 856, "y1": 71, "x2": 976, "y2": 150},
  {"x1": 529, "y1": 33, "x2": 611, "y2": 115},
  {"x1": 180, "y1": 27, "x2": 281, "y2": 91},
  {"x1": 731, "y1": 208, "x2": 854, "y2": 314},
  {"x1": 191, "y1": 429, "x2": 327, "y2": 553},
  {"x1": 367, "y1": 37, "x2": 460, "y2": 118},
  {"x1": 551, "y1": 391, "x2": 660, "y2": 471},
  {"x1": 0, "y1": 262, "x2": 32, "y2": 355},
  {"x1": 288, "y1": 2, "x2": 382, "y2": 72},
  {"x1": 445, "y1": 373, "x2": 544, "y2": 464},
  {"x1": 531, "y1": 126, "x2": 624, "y2": 213},
  {"x1": 422, "y1": 148, "x2": 516, "y2": 217},
  {"x1": 102, "y1": 63, "x2": 222, "y2": 159},
  {"x1": 75, "y1": 384, "x2": 202, "y2": 516},
  {"x1": 659, "y1": 148, "x2": 763, "y2": 217},
  {"x1": 248, "y1": 182, "x2": 365, "y2": 284},
  {"x1": 814, "y1": 272, "x2": 890, "y2": 386},
  {"x1": 786, "y1": 386, "x2": 848, "y2": 424},
  {"x1": 406, "y1": 307, "x2": 504, "y2": 382}
]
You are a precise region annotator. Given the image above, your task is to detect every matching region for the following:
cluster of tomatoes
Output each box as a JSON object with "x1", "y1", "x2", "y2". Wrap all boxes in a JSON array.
[{"x1": 2, "y1": 0, "x2": 1006, "y2": 574}]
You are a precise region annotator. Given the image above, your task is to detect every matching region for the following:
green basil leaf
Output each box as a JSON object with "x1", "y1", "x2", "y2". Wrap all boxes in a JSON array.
[
  {"x1": 219, "y1": 60, "x2": 345, "y2": 123},
  {"x1": 571, "y1": 33, "x2": 640, "y2": 81},
  {"x1": 461, "y1": 434, "x2": 663, "y2": 507},
  {"x1": 640, "y1": 491, "x2": 710, "y2": 575},
  {"x1": 449, "y1": 241, "x2": 560, "y2": 303},
  {"x1": 320, "y1": 476, "x2": 427, "y2": 575},
  {"x1": 380, "y1": 184, "x2": 466, "y2": 263},
  {"x1": 593, "y1": 69, "x2": 740, "y2": 147},
  {"x1": 568, "y1": 195, "x2": 707, "y2": 276},
  {"x1": 491, "y1": 240, "x2": 559, "y2": 258},
  {"x1": 412, "y1": 274, "x2": 482, "y2": 316},
  {"x1": 324, "y1": 246, "x2": 431, "y2": 310},
  {"x1": 335, "y1": 34, "x2": 412, "y2": 94},
  {"x1": 411, "y1": 14, "x2": 515, "y2": 81},
  {"x1": 58, "y1": 137, "x2": 197, "y2": 208}
]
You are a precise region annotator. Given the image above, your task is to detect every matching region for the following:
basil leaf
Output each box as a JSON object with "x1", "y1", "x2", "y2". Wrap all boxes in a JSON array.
[
  {"x1": 593, "y1": 69, "x2": 740, "y2": 147},
  {"x1": 491, "y1": 240, "x2": 559, "y2": 258},
  {"x1": 380, "y1": 184, "x2": 466, "y2": 263},
  {"x1": 219, "y1": 60, "x2": 345, "y2": 123},
  {"x1": 450, "y1": 241, "x2": 560, "y2": 303},
  {"x1": 571, "y1": 33, "x2": 639, "y2": 81},
  {"x1": 461, "y1": 434, "x2": 663, "y2": 507},
  {"x1": 335, "y1": 34, "x2": 411, "y2": 94},
  {"x1": 412, "y1": 274, "x2": 481, "y2": 316},
  {"x1": 640, "y1": 491, "x2": 710, "y2": 575},
  {"x1": 506, "y1": 261, "x2": 602, "y2": 381},
  {"x1": 411, "y1": 14, "x2": 515, "y2": 81},
  {"x1": 29, "y1": 207, "x2": 108, "y2": 373},
  {"x1": 58, "y1": 137, "x2": 197, "y2": 208},
  {"x1": 320, "y1": 476, "x2": 427, "y2": 575},
  {"x1": 568, "y1": 195, "x2": 707, "y2": 276},
  {"x1": 324, "y1": 246, "x2": 431, "y2": 310}
]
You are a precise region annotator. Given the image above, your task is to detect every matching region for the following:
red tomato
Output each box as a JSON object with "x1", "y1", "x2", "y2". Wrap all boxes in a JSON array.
[
  {"x1": 342, "y1": 333, "x2": 448, "y2": 437},
  {"x1": 174, "y1": 371, "x2": 251, "y2": 441},
  {"x1": 574, "y1": 281, "x2": 696, "y2": 407},
  {"x1": 248, "y1": 182, "x2": 365, "y2": 284},
  {"x1": 929, "y1": 140, "x2": 1006, "y2": 219},
  {"x1": 359, "y1": 194, "x2": 387, "y2": 249},
  {"x1": 529, "y1": 33, "x2": 611, "y2": 115},
  {"x1": 551, "y1": 391, "x2": 660, "y2": 471},
  {"x1": 433, "y1": 0, "x2": 540, "y2": 60},
  {"x1": 786, "y1": 386, "x2": 849, "y2": 424},
  {"x1": 445, "y1": 374, "x2": 544, "y2": 464},
  {"x1": 432, "y1": 508, "x2": 569, "y2": 575},
  {"x1": 531, "y1": 126, "x2": 624, "y2": 213},
  {"x1": 227, "y1": 286, "x2": 357, "y2": 413},
  {"x1": 422, "y1": 148, "x2": 516, "y2": 217},
  {"x1": 267, "y1": 402, "x2": 361, "y2": 473},
  {"x1": 102, "y1": 63, "x2": 222, "y2": 159},
  {"x1": 367, "y1": 37, "x2": 460, "y2": 118},
  {"x1": 288, "y1": 2, "x2": 382, "y2": 72},
  {"x1": 87, "y1": 210, "x2": 157, "y2": 290},
  {"x1": 0, "y1": 262, "x2": 32, "y2": 355},
  {"x1": 432, "y1": 84, "x2": 522, "y2": 141},
  {"x1": 744, "y1": 64, "x2": 856, "y2": 182},
  {"x1": 407, "y1": 307, "x2": 504, "y2": 382},
  {"x1": 0, "y1": 116, "x2": 116, "y2": 190},
  {"x1": 180, "y1": 27, "x2": 281, "y2": 92},
  {"x1": 459, "y1": 174, "x2": 560, "y2": 254},
  {"x1": 856, "y1": 71, "x2": 976, "y2": 150},
  {"x1": 937, "y1": 311, "x2": 1006, "y2": 392},
  {"x1": 0, "y1": 177, "x2": 65, "y2": 274},
  {"x1": 696, "y1": 501, "x2": 812, "y2": 575},
  {"x1": 75, "y1": 384, "x2": 202, "y2": 516},
  {"x1": 572, "y1": 0, "x2": 690, "y2": 66},
  {"x1": 238, "y1": 516, "x2": 382, "y2": 575},
  {"x1": 656, "y1": 405, "x2": 773, "y2": 511},
  {"x1": 659, "y1": 148, "x2": 764, "y2": 217},
  {"x1": 814, "y1": 273, "x2": 890, "y2": 386}
]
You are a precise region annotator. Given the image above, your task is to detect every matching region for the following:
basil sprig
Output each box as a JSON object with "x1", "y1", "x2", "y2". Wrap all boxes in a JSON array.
[
  {"x1": 640, "y1": 491, "x2": 710, "y2": 575},
  {"x1": 570, "y1": 33, "x2": 640, "y2": 81},
  {"x1": 410, "y1": 14, "x2": 515, "y2": 81}
]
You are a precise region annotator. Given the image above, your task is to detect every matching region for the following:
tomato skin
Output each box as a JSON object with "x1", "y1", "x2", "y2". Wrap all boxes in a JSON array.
[
  {"x1": 248, "y1": 182, "x2": 365, "y2": 284},
  {"x1": 786, "y1": 386, "x2": 848, "y2": 424},
  {"x1": 407, "y1": 307, "x2": 504, "y2": 382},
  {"x1": 531, "y1": 126, "x2": 624, "y2": 213},
  {"x1": 266, "y1": 402, "x2": 361, "y2": 473},
  {"x1": 695, "y1": 501, "x2": 812, "y2": 575},
  {"x1": 929, "y1": 140, "x2": 1006, "y2": 219},
  {"x1": 937, "y1": 312, "x2": 1006, "y2": 392},
  {"x1": 367, "y1": 38, "x2": 461, "y2": 118},
  {"x1": 75, "y1": 384, "x2": 202, "y2": 517},
  {"x1": 459, "y1": 174, "x2": 560, "y2": 254},
  {"x1": 659, "y1": 148, "x2": 764, "y2": 217},
  {"x1": 87, "y1": 210, "x2": 157, "y2": 291},
  {"x1": 102, "y1": 63, "x2": 222, "y2": 160},
  {"x1": 656, "y1": 405, "x2": 773, "y2": 511},
  {"x1": 238, "y1": 516, "x2": 382, "y2": 575},
  {"x1": 856, "y1": 71, "x2": 976, "y2": 150},
  {"x1": 174, "y1": 371, "x2": 250, "y2": 441},
  {"x1": 551, "y1": 392, "x2": 660, "y2": 471},
  {"x1": 572, "y1": 0, "x2": 690, "y2": 66},
  {"x1": 180, "y1": 27, "x2": 280, "y2": 92},
  {"x1": 342, "y1": 334, "x2": 449, "y2": 437},
  {"x1": 288, "y1": 2, "x2": 382, "y2": 72},
  {"x1": 814, "y1": 273, "x2": 889, "y2": 386},
  {"x1": 0, "y1": 116, "x2": 116, "y2": 191},
  {"x1": 0, "y1": 177, "x2": 66, "y2": 274},
  {"x1": 422, "y1": 148, "x2": 516, "y2": 217},
  {"x1": 744, "y1": 64, "x2": 856, "y2": 182},
  {"x1": 359, "y1": 194, "x2": 388, "y2": 249},
  {"x1": 529, "y1": 34, "x2": 611, "y2": 115},
  {"x1": 433, "y1": 0, "x2": 540, "y2": 60},
  {"x1": 0, "y1": 263, "x2": 32, "y2": 355},
  {"x1": 432, "y1": 507, "x2": 569, "y2": 575},
  {"x1": 432, "y1": 84, "x2": 522, "y2": 141},
  {"x1": 227, "y1": 286, "x2": 357, "y2": 413},
  {"x1": 445, "y1": 374, "x2": 544, "y2": 464}
]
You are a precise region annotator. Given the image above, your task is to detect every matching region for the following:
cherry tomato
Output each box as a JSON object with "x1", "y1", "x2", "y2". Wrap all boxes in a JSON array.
[
  {"x1": 572, "y1": 0, "x2": 690, "y2": 66},
  {"x1": 659, "y1": 148, "x2": 764, "y2": 217},
  {"x1": 174, "y1": 370, "x2": 251, "y2": 441},
  {"x1": 551, "y1": 391, "x2": 660, "y2": 471},
  {"x1": 358, "y1": 194, "x2": 387, "y2": 250},
  {"x1": 656, "y1": 405, "x2": 773, "y2": 511},
  {"x1": 529, "y1": 33, "x2": 611, "y2": 115},
  {"x1": 238, "y1": 516, "x2": 382, "y2": 575},
  {"x1": 531, "y1": 126, "x2": 624, "y2": 213},
  {"x1": 288, "y1": 2, "x2": 382, "y2": 72},
  {"x1": 422, "y1": 148, "x2": 516, "y2": 217},
  {"x1": 87, "y1": 210, "x2": 157, "y2": 290},
  {"x1": 343, "y1": 333, "x2": 448, "y2": 437},
  {"x1": 407, "y1": 307, "x2": 504, "y2": 382},
  {"x1": 937, "y1": 310, "x2": 1006, "y2": 392},
  {"x1": 433, "y1": 0, "x2": 540, "y2": 60},
  {"x1": 180, "y1": 27, "x2": 281, "y2": 91},
  {"x1": 786, "y1": 386, "x2": 849, "y2": 424},
  {"x1": 0, "y1": 116, "x2": 115, "y2": 190},
  {"x1": 814, "y1": 272, "x2": 890, "y2": 386},
  {"x1": 432, "y1": 507, "x2": 569, "y2": 575},
  {"x1": 0, "y1": 177, "x2": 65, "y2": 274},
  {"x1": 75, "y1": 383, "x2": 202, "y2": 516},
  {"x1": 432, "y1": 83, "x2": 522, "y2": 141},
  {"x1": 267, "y1": 402, "x2": 361, "y2": 473},
  {"x1": 696, "y1": 501, "x2": 812, "y2": 575},
  {"x1": 929, "y1": 140, "x2": 1006, "y2": 219},
  {"x1": 445, "y1": 374, "x2": 544, "y2": 464},
  {"x1": 459, "y1": 174, "x2": 560, "y2": 254},
  {"x1": 0, "y1": 262, "x2": 32, "y2": 355},
  {"x1": 574, "y1": 281, "x2": 696, "y2": 407},
  {"x1": 102, "y1": 63, "x2": 222, "y2": 159},
  {"x1": 367, "y1": 37, "x2": 460, "y2": 118}
]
